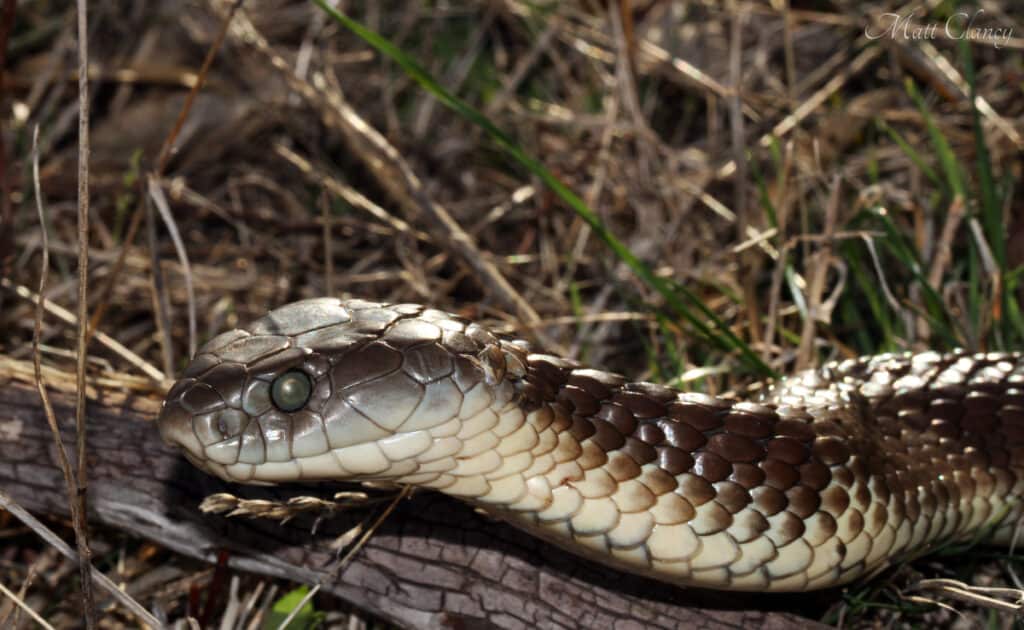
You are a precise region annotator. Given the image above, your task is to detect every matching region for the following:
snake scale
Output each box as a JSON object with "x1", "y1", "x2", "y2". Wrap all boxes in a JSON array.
[{"x1": 157, "y1": 298, "x2": 1024, "y2": 592}]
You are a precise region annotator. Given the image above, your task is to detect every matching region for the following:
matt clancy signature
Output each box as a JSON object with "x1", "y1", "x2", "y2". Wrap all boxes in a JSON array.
[{"x1": 866, "y1": 9, "x2": 1013, "y2": 49}]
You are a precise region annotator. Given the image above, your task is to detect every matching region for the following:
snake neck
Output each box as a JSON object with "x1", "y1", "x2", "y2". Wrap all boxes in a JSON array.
[{"x1": 394, "y1": 348, "x2": 1024, "y2": 591}]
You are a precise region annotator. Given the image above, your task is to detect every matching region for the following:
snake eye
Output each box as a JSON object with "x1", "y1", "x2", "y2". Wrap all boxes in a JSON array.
[{"x1": 270, "y1": 370, "x2": 312, "y2": 412}]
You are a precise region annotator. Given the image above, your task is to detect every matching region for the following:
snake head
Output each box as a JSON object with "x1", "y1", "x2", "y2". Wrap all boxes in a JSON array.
[{"x1": 157, "y1": 297, "x2": 522, "y2": 485}]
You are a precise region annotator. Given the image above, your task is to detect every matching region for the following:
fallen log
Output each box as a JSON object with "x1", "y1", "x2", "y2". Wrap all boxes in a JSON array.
[{"x1": 0, "y1": 374, "x2": 829, "y2": 629}]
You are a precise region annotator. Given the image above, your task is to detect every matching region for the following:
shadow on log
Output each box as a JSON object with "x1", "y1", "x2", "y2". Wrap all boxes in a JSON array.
[{"x1": 0, "y1": 376, "x2": 835, "y2": 629}]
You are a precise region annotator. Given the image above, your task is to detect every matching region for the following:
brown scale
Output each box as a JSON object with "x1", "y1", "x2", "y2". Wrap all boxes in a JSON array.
[{"x1": 507, "y1": 348, "x2": 1024, "y2": 586}]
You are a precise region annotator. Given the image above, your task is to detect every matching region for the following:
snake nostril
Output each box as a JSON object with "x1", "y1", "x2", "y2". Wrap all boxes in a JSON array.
[{"x1": 216, "y1": 408, "x2": 249, "y2": 438}]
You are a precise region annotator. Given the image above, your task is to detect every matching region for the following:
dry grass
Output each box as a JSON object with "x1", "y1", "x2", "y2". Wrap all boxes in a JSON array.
[{"x1": 1, "y1": 1, "x2": 1023, "y2": 627}]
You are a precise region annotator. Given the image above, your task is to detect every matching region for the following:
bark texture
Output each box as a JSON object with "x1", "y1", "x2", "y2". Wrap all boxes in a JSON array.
[{"x1": 0, "y1": 378, "x2": 832, "y2": 629}]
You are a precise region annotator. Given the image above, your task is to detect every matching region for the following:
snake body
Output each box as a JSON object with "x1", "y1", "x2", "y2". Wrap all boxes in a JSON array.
[{"x1": 157, "y1": 298, "x2": 1024, "y2": 592}]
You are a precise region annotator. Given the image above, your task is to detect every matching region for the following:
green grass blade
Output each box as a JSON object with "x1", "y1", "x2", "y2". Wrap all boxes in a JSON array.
[
  {"x1": 263, "y1": 586, "x2": 323, "y2": 630},
  {"x1": 905, "y1": 79, "x2": 966, "y2": 199},
  {"x1": 1006, "y1": 266, "x2": 1024, "y2": 341},
  {"x1": 875, "y1": 117, "x2": 940, "y2": 187},
  {"x1": 847, "y1": 207, "x2": 964, "y2": 348},
  {"x1": 312, "y1": 1, "x2": 774, "y2": 376},
  {"x1": 961, "y1": 38, "x2": 1013, "y2": 348},
  {"x1": 839, "y1": 239, "x2": 895, "y2": 352},
  {"x1": 960, "y1": 41, "x2": 1002, "y2": 265},
  {"x1": 870, "y1": 210, "x2": 963, "y2": 346}
]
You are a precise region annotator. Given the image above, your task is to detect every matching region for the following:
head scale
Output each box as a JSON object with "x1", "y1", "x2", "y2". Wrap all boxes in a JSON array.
[{"x1": 157, "y1": 298, "x2": 523, "y2": 485}]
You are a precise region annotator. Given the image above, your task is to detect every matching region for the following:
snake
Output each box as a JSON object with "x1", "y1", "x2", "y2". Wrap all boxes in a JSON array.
[{"x1": 156, "y1": 297, "x2": 1024, "y2": 592}]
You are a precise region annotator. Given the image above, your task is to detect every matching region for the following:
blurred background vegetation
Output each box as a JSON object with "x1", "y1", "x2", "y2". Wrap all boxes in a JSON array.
[{"x1": 1, "y1": 0, "x2": 1022, "y2": 627}]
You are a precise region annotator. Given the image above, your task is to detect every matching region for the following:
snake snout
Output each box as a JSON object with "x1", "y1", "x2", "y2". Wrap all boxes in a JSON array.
[{"x1": 156, "y1": 397, "x2": 199, "y2": 453}]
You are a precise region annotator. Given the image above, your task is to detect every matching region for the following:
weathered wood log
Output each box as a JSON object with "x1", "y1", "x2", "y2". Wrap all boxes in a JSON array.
[{"x1": 0, "y1": 376, "x2": 831, "y2": 629}]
